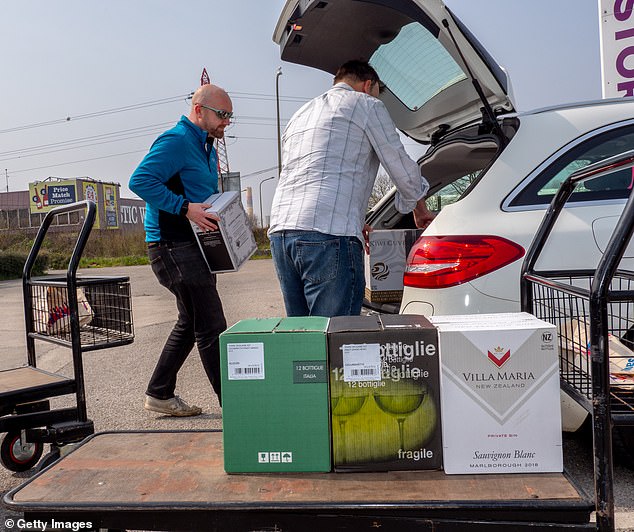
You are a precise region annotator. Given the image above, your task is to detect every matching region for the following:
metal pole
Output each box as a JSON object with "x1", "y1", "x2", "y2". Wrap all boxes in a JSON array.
[
  {"x1": 5, "y1": 169, "x2": 8, "y2": 193},
  {"x1": 259, "y1": 176, "x2": 276, "y2": 229},
  {"x1": 275, "y1": 67, "x2": 283, "y2": 178}
]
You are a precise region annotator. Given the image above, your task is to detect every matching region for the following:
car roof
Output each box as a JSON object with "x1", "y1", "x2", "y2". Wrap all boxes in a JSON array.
[{"x1": 502, "y1": 96, "x2": 634, "y2": 118}]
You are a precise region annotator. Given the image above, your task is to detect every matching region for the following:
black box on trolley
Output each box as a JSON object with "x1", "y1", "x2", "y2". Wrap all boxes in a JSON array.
[{"x1": 327, "y1": 314, "x2": 441, "y2": 472}]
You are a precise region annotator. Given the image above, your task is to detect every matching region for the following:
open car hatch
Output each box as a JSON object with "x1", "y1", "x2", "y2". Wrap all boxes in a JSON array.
[{"x1": 273, "y1": 0, "x2": 515, "y2": 143}]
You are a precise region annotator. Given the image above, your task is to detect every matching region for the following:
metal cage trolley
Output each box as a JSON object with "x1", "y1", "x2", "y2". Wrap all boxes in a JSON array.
[
  {"x1": 0, "y1": 200, "x2": 134, "y2": 472},
  {"x1": 521, "y1": 150, "x2": 634, "y2": 532}
]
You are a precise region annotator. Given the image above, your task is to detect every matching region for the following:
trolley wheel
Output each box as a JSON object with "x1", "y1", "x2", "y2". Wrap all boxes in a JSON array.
[
  {"x1": 613, "y1": 426, "x2": 634, "y2": 470},
  {"x1": 37, "y1": 446, "x2": 61, "y2": 471},
  {"x1": 0, "y1": 431, "x2": 44, "y2": 472}
]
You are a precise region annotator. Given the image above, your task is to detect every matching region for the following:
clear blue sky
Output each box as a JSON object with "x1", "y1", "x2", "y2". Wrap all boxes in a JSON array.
[{"x1": 0, "y1": 0, "x2": 601, "y2": 219}]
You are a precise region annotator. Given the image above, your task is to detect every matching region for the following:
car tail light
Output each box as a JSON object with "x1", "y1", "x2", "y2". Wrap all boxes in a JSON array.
[{"x1": 403, "y1": 235, "x2": 525, "y2": 289}]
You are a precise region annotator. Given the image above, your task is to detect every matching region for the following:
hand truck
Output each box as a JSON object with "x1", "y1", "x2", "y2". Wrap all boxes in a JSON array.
[
  {"x1": 0, "y1": 200, "x2": 134, "y2": 472},
  {"x1": 521, "y1": 150, "x2": 634, "y2": 532}
]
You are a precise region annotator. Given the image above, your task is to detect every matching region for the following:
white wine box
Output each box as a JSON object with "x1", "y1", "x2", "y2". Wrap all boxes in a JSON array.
[
  {"x1": 430, "y1": 312, "x2": 563, "y2": 474},
  {"x1": 192, "y1": 191, "x2": 257, "y2": 273}
]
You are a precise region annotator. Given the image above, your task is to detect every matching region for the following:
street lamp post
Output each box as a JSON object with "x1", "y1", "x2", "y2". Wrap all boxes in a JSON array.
[
  {"x1": 275, "y1": 67, "x2": 283, "y2": 178},
  {"x1": 259, "y1": 175, "x2": 277, "y2": 229}
]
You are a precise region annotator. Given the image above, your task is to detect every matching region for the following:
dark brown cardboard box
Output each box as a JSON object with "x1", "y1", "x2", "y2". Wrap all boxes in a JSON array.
[{"x1": 328, "y1": 314, "x2": 442, "y2": 472}]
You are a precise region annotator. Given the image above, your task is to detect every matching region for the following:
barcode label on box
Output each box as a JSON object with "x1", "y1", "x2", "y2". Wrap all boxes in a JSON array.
[
  {"x1": 227, "y1": 342, "x2": 265, "y2": 380},
  {"x1": 342, "y1": 343, "x2": 381, "y2": 382}
]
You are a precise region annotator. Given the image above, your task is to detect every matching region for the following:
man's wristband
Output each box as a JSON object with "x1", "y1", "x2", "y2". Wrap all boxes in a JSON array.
[{"x1": 179, "y1": 200, "x2": 190, "y2": 217}]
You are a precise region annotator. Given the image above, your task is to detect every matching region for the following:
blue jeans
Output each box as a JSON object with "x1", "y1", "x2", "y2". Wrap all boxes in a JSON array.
[
  {"x1": 270, "y1": 231, "x2": 365, "y2": 317},
  {"x1": 147, "y1": 241, "x2": 227, "y2": 404}
]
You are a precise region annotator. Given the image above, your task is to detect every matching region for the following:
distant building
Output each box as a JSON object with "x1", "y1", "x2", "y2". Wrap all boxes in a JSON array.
[{"x1": 0, "y1": 178, "x2": 145, "y2": 232}]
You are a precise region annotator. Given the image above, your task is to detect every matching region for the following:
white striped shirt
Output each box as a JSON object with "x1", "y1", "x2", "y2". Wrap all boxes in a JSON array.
[{"x1": 268, "y1": 82, "x2": 429, "y2": 242}]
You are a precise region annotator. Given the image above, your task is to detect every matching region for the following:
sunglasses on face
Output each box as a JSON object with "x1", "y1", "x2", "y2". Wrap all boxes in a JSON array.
[{"x1": 198, "y1": 103, "x2": 233, "y2": 120}]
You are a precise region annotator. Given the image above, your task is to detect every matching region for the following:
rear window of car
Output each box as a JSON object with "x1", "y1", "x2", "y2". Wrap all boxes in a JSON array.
[
  {"x1": 509, "y1": 125, "x2": 634, "y2": 207},
  {"x1": 425, "y1": 173, "x2": 478, "y2": 212},
  {"x1": 418, "y1": 133, "x2": 501, "y2": 213},
  {"x1": 369, "y1": 22, "x2": 467, "y2": 111}
]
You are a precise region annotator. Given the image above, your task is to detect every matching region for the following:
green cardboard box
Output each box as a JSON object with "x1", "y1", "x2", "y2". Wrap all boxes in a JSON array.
[
  {"x1": 220, "y1": 317, "x2": 331, "y2": 473},
  {"x1": 328, "y1": 314, "x2": 442, "y2": 472}
]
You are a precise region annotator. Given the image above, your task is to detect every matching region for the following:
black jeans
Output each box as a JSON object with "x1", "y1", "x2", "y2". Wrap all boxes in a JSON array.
[{"x1": 147, "y1": 241, "x2": 226, "y2": 404}]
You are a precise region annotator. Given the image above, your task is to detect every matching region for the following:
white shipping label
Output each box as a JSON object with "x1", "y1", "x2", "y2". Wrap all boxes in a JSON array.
[
  {"x1": 342, "y1": 343, "x2": 382, "y2": 382},
  {"x1": 227, "y1": 342, "x2": 265, "y2": 380}
]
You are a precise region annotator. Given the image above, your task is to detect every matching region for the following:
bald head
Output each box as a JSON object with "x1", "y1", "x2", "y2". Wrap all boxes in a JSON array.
[
  {"x1": 191, "y1": 84, "x2": 229, "y2": 108},
  {"x1": 189, "y1": 84, "x2": 233, "y2": 138}
]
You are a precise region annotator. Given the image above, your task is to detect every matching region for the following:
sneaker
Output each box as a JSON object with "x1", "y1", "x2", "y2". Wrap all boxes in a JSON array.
[{"x1": 144, "y1": 394, "x2": 202, "y2": 417}]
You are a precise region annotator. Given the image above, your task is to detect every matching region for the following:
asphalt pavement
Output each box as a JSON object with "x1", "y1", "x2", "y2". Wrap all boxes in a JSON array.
[{"x1": 1, "y1": 259, "x2": 633, "y2": 531}]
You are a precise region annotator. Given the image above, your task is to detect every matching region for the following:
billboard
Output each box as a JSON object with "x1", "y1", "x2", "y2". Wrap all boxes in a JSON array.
[
  {"x1": 29, "y1": 181, "x2": 77, "y2": 213},
  {"x1": 82, "y1": 181, "x2": 100, "y2": 229},
  {"x1": 104, "y1": 184, "x2": 119, "y2": 229},
  {"x1": 599, "y1": 0, "x2": 634, "y2": 98},
  {"x1": 29, "y1": 178, "x2": 122, "y2": 231}
]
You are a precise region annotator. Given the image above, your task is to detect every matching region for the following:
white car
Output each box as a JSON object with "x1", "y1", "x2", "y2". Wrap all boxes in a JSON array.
[{"x1": 274, "y1": 0, "x2": 634, "y2": 456}]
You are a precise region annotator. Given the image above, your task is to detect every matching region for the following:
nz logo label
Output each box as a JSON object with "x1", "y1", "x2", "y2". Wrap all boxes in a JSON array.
[{"x1": 487, "y1": 346, "x2": 511, "y2": 368}]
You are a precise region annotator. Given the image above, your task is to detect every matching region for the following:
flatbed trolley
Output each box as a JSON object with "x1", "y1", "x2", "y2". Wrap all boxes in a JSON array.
[
  {"x1": 521, "y1": 150, "x2": 634, "y2": 532},
  {"x1": 0, "y1": 201, "x2": 134, "y2": 472},
  {"x1": 3, "y1": 429, "x2": 595, "y2": 532},
  {"x1": 1, "y1": 200, "x2": 601, "y2": 530}
]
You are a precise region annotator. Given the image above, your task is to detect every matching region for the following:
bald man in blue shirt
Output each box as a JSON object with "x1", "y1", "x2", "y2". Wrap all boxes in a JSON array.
[{"x1": 129, "y1": 84, "x2": 233, "y2": 415}]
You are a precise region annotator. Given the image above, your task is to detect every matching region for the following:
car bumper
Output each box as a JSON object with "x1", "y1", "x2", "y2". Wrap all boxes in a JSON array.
[{"x1": 399, "y1": 283, "x2": 518, "y2": 317}]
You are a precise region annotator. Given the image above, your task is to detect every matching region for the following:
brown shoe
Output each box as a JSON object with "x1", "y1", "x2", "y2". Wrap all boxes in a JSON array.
[{"x1": 144, "y1": 395, "x2": 202, "y2": 417}]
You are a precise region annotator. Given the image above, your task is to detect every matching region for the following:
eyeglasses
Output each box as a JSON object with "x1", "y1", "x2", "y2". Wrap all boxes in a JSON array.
[{"x1": 198, "y1": 103, "x2": 233, "y2": 120}]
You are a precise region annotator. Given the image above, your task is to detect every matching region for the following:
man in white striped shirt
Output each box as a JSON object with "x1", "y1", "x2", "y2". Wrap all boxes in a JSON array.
[{"x1": 268, "y1": 60, "x2": 434, "y2": 317}]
